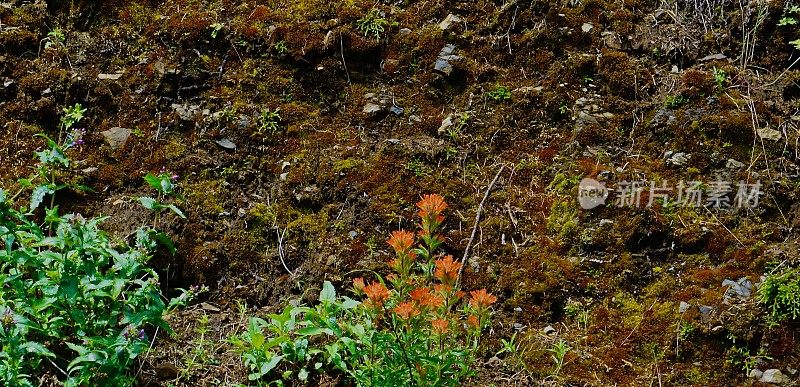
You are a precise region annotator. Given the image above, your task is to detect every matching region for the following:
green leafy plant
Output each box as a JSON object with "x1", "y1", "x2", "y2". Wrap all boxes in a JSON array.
[
  {"x1": 487, "y1": 85, "x2": 511, "y2": 102},
  {"x1": 232, "y1": 194, "x2": 497, "y2": 386},
  {"x1": 779, "y1": 6, "x2": 800, "y2": 49},
  {"x1": 210, "y1": 22, "x2": 224, "y2": 39},
  {"x1": 356, "y1": 9, "x2": 388, "y2": 41},
  {"x1": 273, "y1": 41, "x2": 288, "y2": 55},
  {"x1": 12, "y1": 105, "x2": 89, "y2": 213},
  {"x1": 664, "y1": 94, "x2": 689, "y2": 109},
  {"x1": 548, "y1": 339, "x2": 571, "y2": 376},
  {"x1": 135, "y1": 169, "x2": 186, "y2": 256},
  {"x1": 257, "y1": 108, "x2": 282, "y2": 135},
  {"x1": 757, "y1": 265, "x2": 800, "y2": 326},
  {"x1": 44, "y1": 28, "x2": 66, "y2": 49},
  {"x1": 0, "y1": 182, "x2": 185, "y2": 386},
  {"x1": 712, "y1": 67, "x2": 727, "y2": 90}
]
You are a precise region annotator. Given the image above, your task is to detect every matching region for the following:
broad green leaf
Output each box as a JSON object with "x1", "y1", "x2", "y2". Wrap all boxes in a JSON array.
[
  {"x1": 143, "y1": 173, "x2": 163, "y2": 192},
  {"x1": 21, "y1": 341, "x2": 55, "y2": 357},
  {"x1": 30, "y1": 185, "x2": 53, "y2": 210},
  {"x1": 296, "y1": 326, "x2": 333, "y2": 336},
  {"x1": 166, "y1": 204, "x2": 186, "y2": 219},
  {"x1": 320, "y1": 280, "x2": 336, "y2": 303},
  {"x1": 153, "y1": 231, "x2": 177, "y2": 255},
  {"x1": 137, "y1": 196, "x2": 158, "y2": 210}
]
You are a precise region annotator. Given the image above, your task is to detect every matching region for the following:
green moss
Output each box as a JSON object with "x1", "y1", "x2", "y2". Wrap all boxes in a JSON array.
[
  {"x1": 184, "y1": 180, "x2": 225, "y2": 216},
  {"x1": 333, "y1": 158, "x2": 365, "y2": 173},
  {"x1": 546, "y1": 200, "x2": 579, "y2": 240}
]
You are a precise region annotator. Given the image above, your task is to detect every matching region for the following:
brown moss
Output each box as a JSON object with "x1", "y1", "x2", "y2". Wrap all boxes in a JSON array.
[{"x1": 680, "y1": 69, "x2": 714, "y2": 99}]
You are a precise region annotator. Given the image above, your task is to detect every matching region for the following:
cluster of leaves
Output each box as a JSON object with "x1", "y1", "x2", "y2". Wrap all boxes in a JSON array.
[
  {"x1": 356, "y1": 9, "x2": 389, "y2": 41},
  {"x1": 232, "y1": 194, "x2": 497, "y2": 386},
  {"x1": 778, "y1": 5, "x2": 800, "y2": 49},
  {"x1": 487, "y1": 85, "x2": 511, "y2": 102},
  {"x1": 0, "y1": 202, "x2": 174, "y2": 386},
  {"x1": 257, "y1": 108, "x2": 282, "y2": 135},
  {"x1": 0, "y1": 106, "x2": 189, "y2": 386},
  {"x1": 757, "y1": 265, "x2": 800, "y2": 326}
]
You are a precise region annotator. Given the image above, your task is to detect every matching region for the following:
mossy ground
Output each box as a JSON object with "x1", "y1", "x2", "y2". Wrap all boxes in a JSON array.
[{"x1": 2, "y1": 0, "x2": 800, "y2": 385}]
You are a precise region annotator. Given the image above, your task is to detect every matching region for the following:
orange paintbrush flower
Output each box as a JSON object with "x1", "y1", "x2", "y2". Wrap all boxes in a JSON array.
[
  {"x1": 466, "y1": 314, "x2": 480, "y2": 329},
  {"x1": 409, "y1": 287, "x2": 444, "y2": 309},
  {"x1": 431, "y1": 318, "x2": 449, "y2": 335},
  {"x1": 434, "y1": 255, "x2": 461, "y2": 286},
  {"x1": 417, "y1": 194, "x2": 448, "y2": 219},
  {"x1": 394, "y1": 302, "x2": 420, "y2": 320},
  {"x1": 387, "y1": 230, "x2": 415, "y2": 254},
  {"x1": 352, "y1": 277, "x2": 366, "y2": 294},
  {"x1": 363, "y1": 281, "x2": 390, "y2": 306},
  {"x1": 468, "y1": 289, "x2": 497, "y2": 309}
]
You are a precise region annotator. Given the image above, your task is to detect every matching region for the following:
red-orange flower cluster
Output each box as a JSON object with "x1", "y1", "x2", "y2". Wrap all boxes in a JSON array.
[
  {"x1": 394, "y1": 302, "x2": 420, "y2": 320},
  {"x1": 434, "y1": 255, "x2": 461, "y2": 286},
  {"x1": 387, "y1": 230, "x2": 417, "y2": 279},
  {"x1": 409, "y1": 287, "x2": 444, "y2": 309},
  {"x1": 431, "y1": 318, "x2": 449, "y2": 335},
  {"x1": 363, "y1": 281, "x2": 390, "y2": 307},
  {"x1": 417, "y1": 194, "x2": 447, "y2": 238},
  {"x1": 417, "y1": 194, "x2": 447, "y2": 220},
  {"x1": 387, "y1": 230, "x2": 414, "y2": 254},
  {"x1": 468, "y1": 289, "x2": 497, "y2": 310}
]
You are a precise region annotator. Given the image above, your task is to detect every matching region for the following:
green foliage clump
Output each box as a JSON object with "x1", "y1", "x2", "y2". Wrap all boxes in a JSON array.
[
  {"x1": 257, "y1": 108, "x2": 281, "y2": 135},
  {"x1": 487, "y1": 84, "x2": 511, "y2": 102},
  {"x1": 757, "y1": 266, "x2": 800, "y2": 326},
  {"x1": 232, "y1": 194, "x2": 496, "y2": 386},
  {"x1": 356, "y1": 9, "x2": 388, "y2": 41},
  {"x1": 778, "y1": 5, "x2": 800, "y2": 49},
  {"x1": 0, "y1": 106, "x2": 189, "y2": 386}
]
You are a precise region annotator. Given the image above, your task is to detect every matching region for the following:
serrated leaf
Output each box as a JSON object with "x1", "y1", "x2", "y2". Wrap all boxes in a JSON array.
[
  {"x1": 137, "y1": 196, "x2": 157, "y2": 210},
  {"x1": 30, "y1": 185, "x2": 53, "y2": 210},
  {"x1": 21, "y1": 341, "x2": 55, "y2": 357},
  {"x1": 166, "y1": 204, "x2": 186, "y2": 219},
  {"x1": 143, "y1": 173, "x2": 162, "y2": 192}
]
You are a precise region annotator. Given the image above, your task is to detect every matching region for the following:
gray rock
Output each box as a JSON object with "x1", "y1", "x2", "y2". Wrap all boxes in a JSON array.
[
  {"x1": 98, "y1": 73, "x2": 123, "y2": 80},
  {"x1": 399, "y1": 28, "x2": 412, "y2": 35},
  {"x1": 722, "y1": 277, "x2": 752, "y2": 300},
  {"x1": 215, "y1": 138, "x2": 236, "y2": 151},
  {"x1": 386, "y1": 138, "x2": 401, "y2": 145},
  {"x1": 438, "y1": 14, "x2": 462, "y2": 30},
  {"x1": 237, "y1": 115, "x2": 250, "y2": 130},
  {"x1": 390, "y1": 105, "x2": 404, "y2": 116},
  {"x1": 434, "y1": 44, "x2": 461, "y2": 76},
  {"x1": 362, "y1": 102, "x2": 383, "y2": 115},
  {"x1": 749, "y1": 369, "x2": 763, "y2": 379},
  {"x1": 760, "y1": 369, "x2": 784, "y2": 384},
  {"x1": 438, "y1": 114, "x2": 454, "y2": 134},
  {"x1": 575, "y1": 111, "x2": 598, "y2": 126},
  {"x1": 101, "y1": 127, "x2": 131, "y2": 150},
  {"x1": 679, "y1": 301, "x2": 690, "y2": 313},
  {"x1": 700, "y1": 53, "x2": 728, "y2": 61},
  {"x1": 668, "y1": 152, "x2": 690, "y2": 166},
  {"x1": 172, "y1": 104, "x2": 199, "y2": 121},
  {"x1": 581, "y1": 23, "x2": 593, "y2": 33},
  {"x1": 757, "y1": 127, "x2": 782, "y2": 141},
  {"x1": 698, "y1": 305, "x2": 713, "y2": 316},
  {"x1": 651, "y1": 108, "x2": 676, "y2": 127},
  {"x1": 543, "y1": 325, "x2": 556, "y2": 335},
  {"x1": 726, "y1": 159, "x2": 745, "y2": 169}
]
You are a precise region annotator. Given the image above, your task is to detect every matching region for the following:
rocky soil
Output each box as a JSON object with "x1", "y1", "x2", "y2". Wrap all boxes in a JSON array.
[{"x1": 3, "y1": 0, "x2": 800, "y2": 385}]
